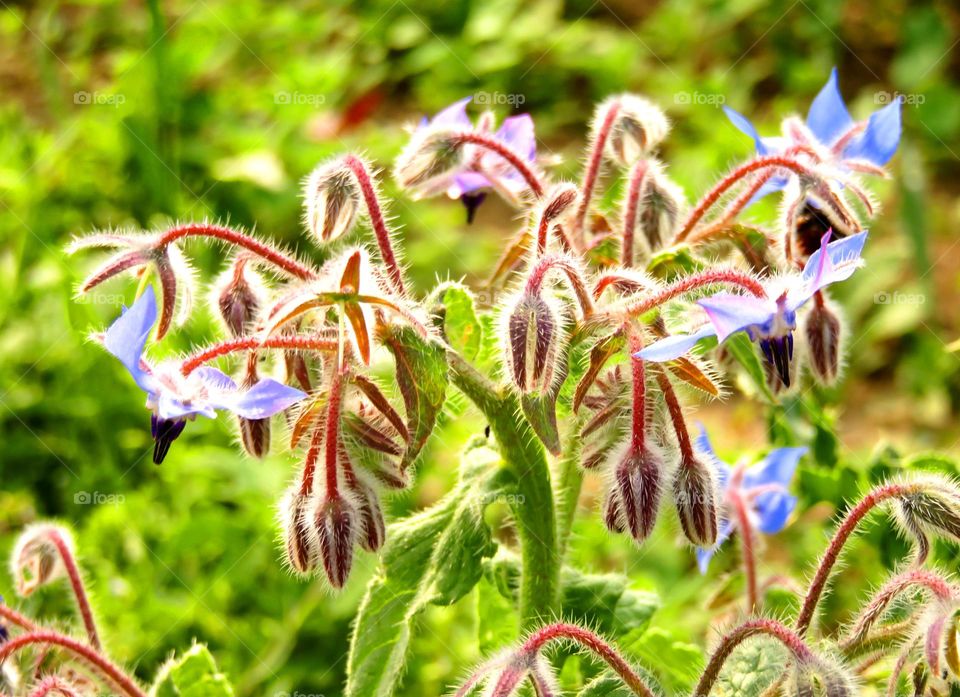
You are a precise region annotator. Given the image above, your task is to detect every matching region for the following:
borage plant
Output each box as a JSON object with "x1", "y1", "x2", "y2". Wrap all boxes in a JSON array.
[{"x1": 64, "y1": 71, "x2": 960, "y2": 696}]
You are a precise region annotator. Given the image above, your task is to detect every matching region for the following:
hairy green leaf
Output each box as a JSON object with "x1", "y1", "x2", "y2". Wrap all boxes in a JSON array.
[{"x1": 150, "y1": 644, "x2": 235, "y2": 697}]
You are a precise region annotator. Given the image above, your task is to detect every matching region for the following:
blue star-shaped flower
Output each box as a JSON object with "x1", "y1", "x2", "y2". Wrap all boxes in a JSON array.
[
  {"x1": 638, "y1": 230, "x2": 867, "y2": 386},
  {"x1": 693, "y1": 426, "x2": 806, "y2": 573},
  {"x1": 102, "y1": 289, "x2": 306, "y2": 463}
]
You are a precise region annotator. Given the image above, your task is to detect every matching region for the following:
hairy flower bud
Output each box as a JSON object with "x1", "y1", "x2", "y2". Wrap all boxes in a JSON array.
[
  {"x1": 605, "y1": 94, "x2": 670, "y2": 166},
  {"x1": 613, "y1": 444, "x2": 664, "y2": 543},
  {"x1": 540, "y1": 183, "x2": 579, "y2": 225},
  {"x1": 631, "y1": 160, "x2": 686, "y2": 252},
  {"x1": 602, "y1": 490, "x2": 625, "y2": 534},
  {"x1": 504, "y1": 292, "x2": 562, "y2": 394},
  {"x1": 11, "y1": 524, "x2": 70, "y2": 596},
  {"x1": 303, "y1": 160, "x2": 361, "y2": 242},
  {"x1": 348, "y1": 479, "x2": 386, "y2": 552},
  {"x1": 280, "y1": 486, "x2": 318, "y2": 576},
  {"x1": 673, "y1": 456, "x2": 719, "y2": 547},
  {"x1": 897, "y1": 483, "x2": 960, "y2": 563},
  {"x1": 215, "y1": 257, "x2": 265, "y2": 337},
  {"x1": 238, "y1": 359, "x2": 272, "y2": 458},
  {"x1": 804, "y1": 297, "x2": 843, "y2": 384},
  {"x1": 394, "y1": 129, "x2": 464, "y2": 193},
  {"x1": 315, "y1": 493, "x2": 357, "y2": 588}
]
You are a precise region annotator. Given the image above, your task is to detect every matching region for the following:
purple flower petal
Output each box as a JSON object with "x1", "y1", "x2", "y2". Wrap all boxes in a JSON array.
[
  {"x1": 427, "y1": 97, "x2": 472, "y2": 129},
  {"x1": 698, "y1": 294, "x2": 776, "y2": 341},
  {"x1": 842, "y1": 98, "x2": 902, "y2": 166},
  {"x1": 696, "y1": 518, "x2": 734, "y2": 574},
  {"x1": 194, "y1": 367, "x2": 237, "y2": 392},
  {"x1": 754, "y1": 491, "x2": 798, "y2": 534},
  {"x1": 448, "y1": 171, "x2": 492, "y2": 197},
  {"x1": 495, "y1": 114, "x2": 536, "y2": 162},
  {"x1": 103, "y1": 289, "x2": 158, "y2": 393},
  {"x1": 743, "y1": 447, "x2": 807, "y2": 490},
  {"x1": 694, "y1": 424, "x2": 731, "y2": 490},
  {"x1": 219, "y1": 378, "x2": 306, "y2": 420},
  {"x1": 724, "y1": 106, "x2": 770, "y2": 155},
  {"x1": 805, "y1": 67, "x2": 854, "y2": 145},
  {"x1": 637, "y1": 325, "x2": 717, "y2": 362},
  {"x1": 156, "y1": 391, "x2": 215, "y2": 421},
  {"x1": 797, "y1": 230, "x2": 868, "y2": 303}
]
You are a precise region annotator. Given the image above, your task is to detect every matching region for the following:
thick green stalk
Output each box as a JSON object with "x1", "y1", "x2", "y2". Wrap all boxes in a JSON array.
[
  {"x1": 447, "y1": 350, "x2": 559, "y2": 627},
  {"x1": 555, "y1": 417, "x2": 585, "y2": 563}
]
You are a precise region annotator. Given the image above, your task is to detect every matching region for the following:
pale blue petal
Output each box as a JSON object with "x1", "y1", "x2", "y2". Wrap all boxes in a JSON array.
[
  {"x1": 495, "y1": 114, "x2": 536, "y2": 161},
  {"x1": 697, "y1": 518, "x2": 734, "y2": 574},
  {"x1": 843, "y1": 98, "x2": 902, "y2": 166},
  {"x1": 194, "y1": 367, "x2": 237, "y2": 392},
  {"x1": 806, "y1": 68, "x2": 854, "y2": 145},
  {"x1": 220, "y1": 379, "x2": 306, "y2": 419},
  {"x1": 754, "y1": 491, "x2": 798, "y2": 534},
  {"x1": 156, "y1": 391, "x2": 215, "y2": 421},
  {"x1": 794, "y1": 230, "x2": 868, "y2": 307},
  {"x1": 724, "y1": 106, "x2": 770, "y2": 155},
  {"x1": 637, "y1": 325, "x2": 717, "y2": 362},
  {"x1": 698, "y1": 294, "x2": 775, "y2": 341},
  {"x1": 744, "y1": 447, "x2": 807, "y2": 490},
  {"x1": 450, "y1": 171, "x2": 491, "y2": 196},
  {"x1": 103, "y1": 289, "x2": 158, "y2": 393},
  {"x1": 694, "y1": 424, "x2": 731, "y2": 490},
  {"x1": 428, "y1": 97, "x2": 472, "y2": 129}
]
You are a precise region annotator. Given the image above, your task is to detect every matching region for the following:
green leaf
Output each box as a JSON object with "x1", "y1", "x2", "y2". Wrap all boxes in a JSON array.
[
  {"x1": 150, "y1": 644, "x2": 235, "y2": 697},
  {"x1": 578, "y1": 674, "x2": 635, "y2": 697},
  {"x1": 646, "y1": 244, "x2": 704, "y2": 281},
  {"x1": 435, "y1": 284, "x2": 483, "y2": 361},
  {"x1": 520, "y1": 357, "x2": 567, "y2": 456},
  {"x1": 712, "y1": 638, "x2": 786, "y2": 697},
  {"x1": 723, "y1": 333, "x2": 775, "y2": 402},
  {"x1": 378, "y1": 324, "x2": 449, "y2": 470},
  {"x1": 625, "y1": 628, "x2": 704, "y2": 693},
  {"x1": 477, "y1": 573, "x2": 519, "y2": 654},
  {"x1": 345, "y1": 439, "x2": 510, "y2": 697}
]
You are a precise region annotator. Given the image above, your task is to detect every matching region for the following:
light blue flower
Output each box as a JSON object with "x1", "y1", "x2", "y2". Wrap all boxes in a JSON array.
[
  {"x1": 693, "y1": 426, "x2": 806, "y2": 573},
  {"x1": 723, "y1": 68, "x2": 902, "y2": 201},
  {"x1": 638, "y1": 230, "x2": 867, "y2": 386},
  {"x1": 102, "y1": 289, "x2": 305, "y2": 463}
]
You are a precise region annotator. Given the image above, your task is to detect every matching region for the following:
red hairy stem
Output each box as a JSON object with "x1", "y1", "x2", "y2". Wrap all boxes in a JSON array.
[
  {"x1": 180, "y1": 335, "x2": 338, "y2": 376},
  {"x1": 621, "y1": 159, "x2": 649, "y2": 267},
  {"x1": 592, "y1": 271, "x2": 657, "y2": 300},
  {"x1": 0, "y1": 603, "x2": 38, "y2": 632},
  {"x1": 0, "y1": 632, "x2": 147, "y2": 697},
  {"x1": 628, "y1": 330, "x2": 646, "y2": 454},
  {"x1": 621, "y1": 269, "x2": 766, "y2": 319},
  {"x1": 157, "y1": 223, "x2": 316, "y2": 280},
  {"x1": 831, "y1": 121, "x2": 867, "y2": 155},
  {"x1": 324, "y1": 370, "x2": 345, "y2": 496},
  {"x1": 846, "y1": 568, "x2": 955, "y2": 642},
  {"x1": 686, "y1": 172, "x2": 776, "y2": 246},
  {"x1": 795, "y1": 482, "x2": 918, "y2": 636},
  {"x1": 520, "y1": 622, "x2": 656, "y2": 697},
  {"x1": 524, "y1": 254, "x2": 595, "y2": 317},
  {"x1": 694, "y1": 619, "x2": 816, "y2": 697},
  {"x1": 674, "y1": 156, "x2": 821, "y2": 242},
  {"x1": 342, "y1": 156, "x2": 408, "y2": 297},
  {"x1": 451, "y1": 132, "x2": 544, "y2": 198},
  {"x1": 300, "y1": 417, "x2": 326, "y2": 497},
  {"x1": 653, "y1": 370, "x2": 694, "y2": 462},
  {"x1": 730, "y1": 489, "x2": 759, "y2": 613},
  {"x1": 29, "y1": 676, "x2": 83, "y2": 697},
  {"x1": 44, "y1": 529, "x2": 100, "y2": 650},
  {"x1": 573, "y1": 100, "x2": 621, "y2": 242}
]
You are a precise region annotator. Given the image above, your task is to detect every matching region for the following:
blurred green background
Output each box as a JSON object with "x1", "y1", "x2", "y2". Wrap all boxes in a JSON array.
[{"x1": 1, "y1": 0, "x2": 959, "y2": 694}]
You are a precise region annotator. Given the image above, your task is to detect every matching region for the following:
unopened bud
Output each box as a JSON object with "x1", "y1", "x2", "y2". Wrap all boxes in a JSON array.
[
  {"x1": 540, "y1": 183, "x2": 579, "y2": 224},
  {"x1": 280, "y1": 487, "x2": 317, "y2": 576},
  {"x1": 504, "y1": 292, "x2": 562, "y2": 395},
  {"x1": 673, "y1": 457, "x2": 719, "y2": 547},
  {"x1": 11, "y1": 524, "x2": 71, "y2": 596},
  {"x1": 216, "y1": 257, "x2": 265, "y2": 337},
  {"x1": 603, "y1": 490, "x2": 625, "y2": 534},
  {"x1": 394, "y1": 129, "x2": 464, "y2": 192},
  {"x1": 897, "y1": 481, "x2": 960, "y2": 558},
  {"x1": 315, "y1": 493, "x2": 357, "y2": 588},
  {"x1": 631, "y1": 160, "x2": 686, "y2": 251},
  {"x1": 303, "y1": 160, "x2": 361, "y2": 243},
  {"x1": 238, "y1": 360, "x2": 271, "y2": 458},
  {"x1": 614, "y1": 445, "x2": 664, "y2": 543},
  {"x1": 605, "y1": 94, "x2": 670, "y2": 166},
  {"x1": 348, "y1": 480, "x2": 386, "y2": 552},
  {"x1": 804, "y1": 297, "x2": 842, "y2": 384}
]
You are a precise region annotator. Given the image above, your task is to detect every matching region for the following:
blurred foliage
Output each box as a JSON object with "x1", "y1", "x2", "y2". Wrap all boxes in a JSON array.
[{"x1": 1, "y1": 0, "x2": 960, "y2": 695}]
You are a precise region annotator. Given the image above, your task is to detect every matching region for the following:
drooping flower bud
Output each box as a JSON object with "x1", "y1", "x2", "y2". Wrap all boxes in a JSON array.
[
  {"x1": 613, "y1": 444, "x2": 665, "y2": 543},
  {"x1": 896, "y1": 481, "x2": 960, "y2": 563},
  {"x1": 604, "y1": 94, "x2": 670, "y2": 166},
  {"x1": 315, "y1": 493, "x2": 357, "y2": 588},
  {"x1": 804, "y1": 295, "x2": 843, "y2": 385},
  {"x1": 215, "y1": 256, "x2": 265, "y2": 337},
  {"x1": 630, "y1": 160, "x2": 686, "y2": 252},
  {"x1": 602, "y1": 490, "x2": 625, "y2": 534},
  {"x1": 540, "y1": 183, "x2": 579, "y2": 225},
  {"x1": 393, "y1": 129, "x2": 465, "y2": 193},
  {"x1": 673, "y1": 456, "x2": 719, "y2": 547},
  {"x1": 303, "y1": 159, "x2": 361, "y2": 243},
  {"x1": 280, "y1": 486, "x2": 318, "y2": 576},
  {"x1": 238, "y1": 359, "x2": 272, "y2": 458},
  {"x1": 345, "y1": 471, "x2": 386, "y2": 552},
  {"x1": 503, "y1": 292, "x2": 562, "y2": 395},
  {"x1": 11, "y1": 524, "x2": 69, "y2": 596}
]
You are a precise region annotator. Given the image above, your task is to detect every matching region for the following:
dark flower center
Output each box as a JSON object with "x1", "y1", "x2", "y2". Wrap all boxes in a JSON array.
[{"x1": 151, "y1": 414, "x2": 187, "y2": 464}]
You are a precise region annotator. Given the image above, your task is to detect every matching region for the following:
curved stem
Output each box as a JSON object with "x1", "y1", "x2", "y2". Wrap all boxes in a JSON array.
[
  {"x1": 521, "y1": 623, "x2": 656, "y2": 697},
  {"x1": 620, "y1": 269, "x2": 765, "y2": 319},
  {"x1": 795, "y1": 482, "x2": 917, "y2": 636},
  {"x1": 0, "y1": 603, "x2": 39, "y2": 632},
  {"x1": 694, "y1": 619, "x2": 815, "y2": 697},
  {"x1": 342, "y1": 156, "x2": 408, "y2": 297},
  {"x1": 447, "y1": 350, "x2": 557, "y2": 627},
  {"x1": 0, "y1": 632, "x2": 147, "y2": 697},
  {"x1": 180, "y1": 335, "x2": 338, "y2": 375},
  {"x1": 29, "y1": 676, "x2": 82, "y2": 697},
  {"x1": 621, "y1": 159, "x2": 649, "y2": 267},
  {"x1": 730, "y1": 491, "x2": 759, "y2": 613},
  {"x1": 674, "y1": 156, "x2": 821, "y2": 243},
  {"x1": 845, "y1": 569, "x2": 954, "y2": 643},
  {"x1": 654, "y1": 369, "x2": 693, "y2": 461},
  {"x1": 452, "y1": 132, "x2": 544, "y2": 198},
  {"x1": 573, "y1": 100, "x2": 620, "y2": 241},
  {"x1": 45, "y1": 529, "x2": 100, "y2": 650},
  {"x1": 157, "y1": 223, "x2": 316, "y2": 280},
  {"x1": 525, "y1": 254, "x2": 595, "y2": 318}
]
